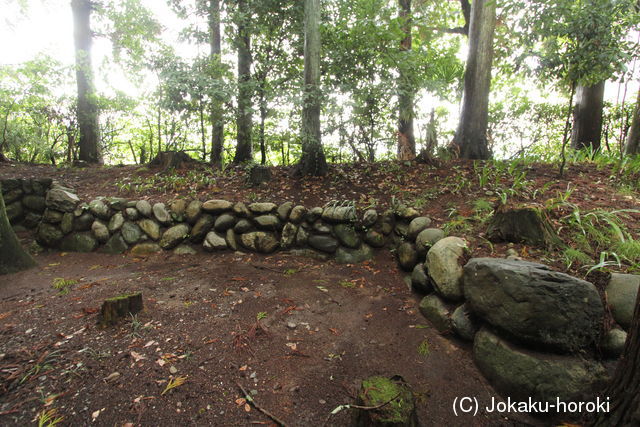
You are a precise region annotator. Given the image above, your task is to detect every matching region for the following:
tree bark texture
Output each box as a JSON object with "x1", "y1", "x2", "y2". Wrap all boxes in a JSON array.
[
  {"x1": 295, "y1": 0, "x2": 328, "y2": 176},
  {"x1": 624, "y1": 86, "x2": 640, "y2": 155},
  {"x1": 571, "y1": 81, "x2": 605, "y2": 152},
  {"x1": 209, "y1": 0, "x2": 225, "y2": 168},
  {"x1": 591, "y1": 289, "x2": 640, "y2": 426},
  {"x1": 397, "y1": 0, "x2": 415, "y2": 161},
  {"x1": 452, "y1": 0, "x2": 496, "y2": 160},
  {"x1": 0, "y1": 184, "x2": 36, "y2": 276},
  {"x1": 71, "y1": 0, "x2": 102, "y2": 164},
  {"x1": 233, "y1": 0, "x2": 253, "y2": 164}
]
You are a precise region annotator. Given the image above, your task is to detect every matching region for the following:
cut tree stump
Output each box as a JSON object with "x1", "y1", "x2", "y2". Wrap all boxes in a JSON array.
[
  {"x1": 97, "y1": 292, "x2": 143, "y2": 327},
  {"x1": 150, "y1": 151, "x2": 196, "y2": 172},
  {"x1": 486, "y1": 204, "x2": 560, "y2": 248},
  {"x1": 246, "y1": 164, "x2": 272, "y2": 187}
]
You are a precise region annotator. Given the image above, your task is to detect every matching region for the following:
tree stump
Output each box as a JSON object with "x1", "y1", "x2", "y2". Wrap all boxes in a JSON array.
[
  {"x1": 246, "y1": 164, "x2": 272, "y2": 187},
  {"x1": 486, "y1": 204, "x2": 560, "y2": 248},
  {"x1": 353, "y1": 375, "x2": 418, "y2": 426},
  {"x1": 150, "y1": 151, "x2": 196, "y2": 172},
  {"x1": 97, "y1": 292, "x2": 143, "y2": 327}
]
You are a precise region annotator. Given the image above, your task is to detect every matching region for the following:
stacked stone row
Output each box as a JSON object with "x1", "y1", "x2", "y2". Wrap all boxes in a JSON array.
[
  {"x1": 24, "y1": 181, "x2": 437, "y2": 263},
  {"x1": 1, "y1": 178, "x2": 53, "y2": 229}
]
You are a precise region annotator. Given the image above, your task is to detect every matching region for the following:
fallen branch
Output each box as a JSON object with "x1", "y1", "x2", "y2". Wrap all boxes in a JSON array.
[
  {"x1": 235, "y1": 381, "x2": 288, "y2": 427},
  {"x1": 321, "y1": 392, "x2": 401, "y2": 427}
]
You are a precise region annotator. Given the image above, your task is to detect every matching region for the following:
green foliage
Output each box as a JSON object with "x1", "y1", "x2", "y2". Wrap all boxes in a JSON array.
[{"x1": 52, "y1": 278, "x2": 78, "y2": 295}]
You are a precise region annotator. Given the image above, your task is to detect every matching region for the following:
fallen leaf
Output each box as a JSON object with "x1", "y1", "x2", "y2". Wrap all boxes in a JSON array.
[{"x1": 130, "y1": 351, "x2": 146, "y2": 362}]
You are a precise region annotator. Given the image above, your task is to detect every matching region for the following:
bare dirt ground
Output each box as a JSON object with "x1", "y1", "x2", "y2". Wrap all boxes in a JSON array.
[{"x1": 1, "y1": 158, "x2": 638, "y2": 426}]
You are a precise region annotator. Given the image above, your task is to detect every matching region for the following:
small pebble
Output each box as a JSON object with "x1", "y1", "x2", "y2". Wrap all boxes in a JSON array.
[
  {"x1": 286, "y1": 322, "x2": 297, "y2": 329},
  {"x1": 319, "y1": 399, "x2": 326, "y2": 404},
  {"x1": 169, "y1": 366, "x2": 178, "y2": 374},
  {"x1": 289, "y1": 386, "x2": 300, "y2": 392}
]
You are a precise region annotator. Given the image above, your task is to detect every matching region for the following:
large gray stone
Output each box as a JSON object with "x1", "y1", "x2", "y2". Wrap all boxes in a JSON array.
[
  {"x1": 335, "y1": 245, "x2": 373, "y2": 264},
  {"x1": 362, "y1": 209, "x2": 378, "y2": 227},
  {"x1": 425, "y1": 236, "x2": 468, "y2": 301},
  {"x1": 24, "y1": 212, "x2": 43, "y2": 229},
  {"x1": 277, "y1": 202, "x2": 293, "y2": 221},
  {"x1": 312, "y1": 221, "x2": 331, "y2": 234},
  {"x1": 240, "y1": 232, "x2": 279, "y2": 254},
  {"x1": 6, "y1": 202, "x2": 23, "y2": 223},
  {"x1": 60, "y1": 232, "x2": 98, "y2": 253},
  {"x1": 411, "y1": 263, "x2": 432, "y2": 294},
  {"x1": 308, "y1": 235, "x2": 339, "y2": 254},
  {"x1": 138, "y1": 219, "x2": 161, "y2": 241},
  {"x1": 160, "y1": 224, "x2": 190, "y2": 249},
  {"x1": 322, "y1": 205, "x2": 356, "y2": 223},
  {"x1": 234, "y1": 219, "x2": 253, "y2": 234},
  {"x1": 170, "y1": 199, "x2": 187, "y2": 221},
  {"x1": 380, "y1": 211, "x2": 395, "y2": 235},
  {"x1": 202, "y1": 199, "x2": 233, "y2": 213},
  {"x1": 364, "y1": 230, "x2": 385, "y2": 248},
  {"x1": 89, "y1": 199, "x2": 111, "y2": 220},
  {"x1": 289, "y1": 206, "x2": 306, "y2": 223},
  {"x1": 601, "y1": 328, "x2": 627, "y2": 358},
  {"x1": 464, "y1": 258, "x2": 604, "y2": 353},
  {"x1": 185, "y1": 200, "x2": 202, "y2": 223},
  {"x1": 45, "y1": 185, "x2": 79, "y2": 212},
  {"x1": 334, "y1": 224, "x2": 360, "y2": 249},
  {"x1": 397, "y1": 242, "x2": 418, "y2": 271},
  {"x1": 203, "y1": 231, "x2": 228, "y2": 251},
  {"x1": 130, "y1": 243, "x2": 162, "y2": 256},
  {"x1": 248, "y1": 202, "x2": 277, "y2": 214},
  {"x1": 36, "y1": 223, "x2": 63, "y2": 247},
  {"x1": 226, "y1": 229, "x2": 238, "y2": 251},
  {"x1": 296, "y1": 227, "x2": 309, "y2": 246},
  {"x1": 108, "y1": 212, "x2": 125, "y2": 232},
  {"x1": 125, "y1": 207, "x2": 139, "y2": 221},
  {"x1": 415, "y1": 228, "x2": 445, "y2": 256},
  {"x1": 106, "y1": 197, "x2": 128, "y2": 211},
  {"x1": 254, "y1": 215, "x2": 281, "y2": 231},
  {"x1": 153, "y1": 203, "x2": 172, "y2": 225},
  {"x1": 473, "y1": 329, "x2": 608, "y2": 404},
  {"x1": 214, "y1": 213, "x2": 236, "y2": 231},
  {"x1": 3, "y1": 188, "x2": 23, "y2": 204},
  {"x1": 418, "y1": 294, "x2": 452, "y2": 333},
  {"x1": 100, "y1": 233, "x2": 128, "y2": 254},
  {"x1": 451, "y1": 304, "x2": 480, "y2": 341},
  {"x1": 135, "y1": 200, "x2": 152, "y2": 217},
  {"x1": 91, "y1": 220, "x2": 110, "y2": 243},
  {"x1": 280, "y1": 223, "x2": 298, "y2": 249},
  {"x1": 43, "y1": 208, "x2": 63, "y2": 224},
  {"x1": 74, "y1": 212, "x2": 94, "y2": 231},
  {"x1": 232, "y1": 202, "x2": 251, "y2": 218},
  {"x1": 606, "y1": 273, "x2": 640, "y2": 330},
  {"x1": 395, "y1": 205, "x2": 419, "y2": 220},
  {"x1": 121, "y1": 221, "x2": 143, "y2": 244},
  {"x1": 408, "y1": 217, "x2": 432, "y2": 241},
  {"x1": 190, "y1": 214, "x2": 215, "y2": 242},
  {"x1": 22, "y1": 195, "x2": 46, "y2": 213}
]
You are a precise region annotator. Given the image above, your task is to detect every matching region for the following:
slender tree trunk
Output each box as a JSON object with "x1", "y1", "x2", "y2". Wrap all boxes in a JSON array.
[
  {"x1": 295, "y1": 0, "x2": 327, "y2": 176},
  {"x1": 625, "y1": 86, "x2": 640, "y2": 155},
  {"x1": 0, "y1": 185, "x2": 36, "y2": 275},
  {"x1": 397, "y1": 0, "x2": 415, "y2": 161},
  {"x1": 591, "y1": 289, "x2": 640, "y2": 426},
  {"x1": 259, "y1": 87, "x2": 267, "y2": 165},
  {"x1": 71, "y1": 0, "x2": 101, "y2": 164},
  {"x1": 571, "y1": 81, "x2": 605, "y2": 152},
  {"x1": 451, "y1": 0, "x2": 496, "y2": 160},
  {"x1": 233, "y1": 0, "x2": 253, "y2": 164},
  {"x1": 209, "y1": 0, "x2": 224, "y2": 168},
  {"x1": 199, "y1": 101, "x2": 207, "y2": 161}
]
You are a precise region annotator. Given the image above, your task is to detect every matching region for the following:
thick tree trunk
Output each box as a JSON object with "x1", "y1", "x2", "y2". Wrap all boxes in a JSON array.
[
  {"x1": 625, "y1": 86, "x2": 640, "y2": 155},
  {"x1": 451, "y1": 0, "x2": 496, "y2": 160},
  {"x1": 233, "y1": 0, "x2": 253, "y2": 164},
  {"x1": 571, "y1": 81, "x2": 605, "y2": 152},
  {"x1": 591, "y1": 289, "x2": 640, "y2": 426},
  {"x1": 295, "y1": 0, "x2": 327, "y2": 176},
  {"x1": 209, "y1": 0, "x2": 224, "y2": 168},
  {"x1": 397, "y1": 0, "x2": 415, "y2": 161},
  {"x1": 71, "y1": 0, "x2": 101, "y2": 164},
  {"x1": 0, "y1": 185, "x2": 36, "y2": 276}
]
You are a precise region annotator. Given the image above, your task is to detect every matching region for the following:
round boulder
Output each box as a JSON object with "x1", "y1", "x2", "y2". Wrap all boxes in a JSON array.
[
  {"x1": 425, "y1": 236, "x2": 468, "y2": 301},
  {"x1": 606, "y1": 273, "x2": 640, "y2": 330}
]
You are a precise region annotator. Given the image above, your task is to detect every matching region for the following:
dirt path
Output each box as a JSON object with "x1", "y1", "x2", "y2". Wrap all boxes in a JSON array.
[{"x1": 0, "y1": 249, "x2": 541, "y2": 426}]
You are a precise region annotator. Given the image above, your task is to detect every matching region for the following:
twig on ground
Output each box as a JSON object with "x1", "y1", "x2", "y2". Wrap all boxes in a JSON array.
[
  {"x1": 235, "y1": 381, "x2": 288, "y2": 427},
  {"x1": 321, "y1": 392, "x2": 401, "y2": 427}
]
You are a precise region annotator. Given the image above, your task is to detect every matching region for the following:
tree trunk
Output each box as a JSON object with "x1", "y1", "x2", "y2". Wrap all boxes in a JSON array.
[
  {"x1": 397, "y1": 0, "x2": 416, "y2": 161},
  {"x1": 591, "y1": 289, "x2": 640, "y2": 426},
  {"x1": 71, "y1": 0, "x2": 101, "y2": 164},
  {"x1": 451, "y1": 0, "x2": 496, "y2": 160},
  {"x1": 0, "y1": 184, "x2": 36, "y2": 275},
  {"x1": 295, "y1": 0, "x2": 328, "y2": 176},
  {"x1": 259, "y1": 88, "x2": 267, "y2": 165},
  {"x1": 571, "y1": 81, "x2": 605, "y2": 152},
  {"x1": 625, "y1": 86, "x2": 640, "y2": 155},
  {"x1": 233, "y1": 0, "x2": 253, "y2": 164},
  {"x1": 209, "y1": 0, "x2": 224, "y2": 168}
]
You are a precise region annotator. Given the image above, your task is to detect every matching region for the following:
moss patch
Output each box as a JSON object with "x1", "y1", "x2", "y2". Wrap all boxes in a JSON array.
[{"x1": 357, "y1": 376, "x2": 416, "y2": 425}]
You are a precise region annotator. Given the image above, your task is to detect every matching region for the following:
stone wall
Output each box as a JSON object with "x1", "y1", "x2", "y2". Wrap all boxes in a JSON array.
[
  {"x1": 1, "y1": 178, "x2": 53, "y2": 230},
  {"x1": 4, "y1": 178, "x2": 443, "y2": 266}
]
